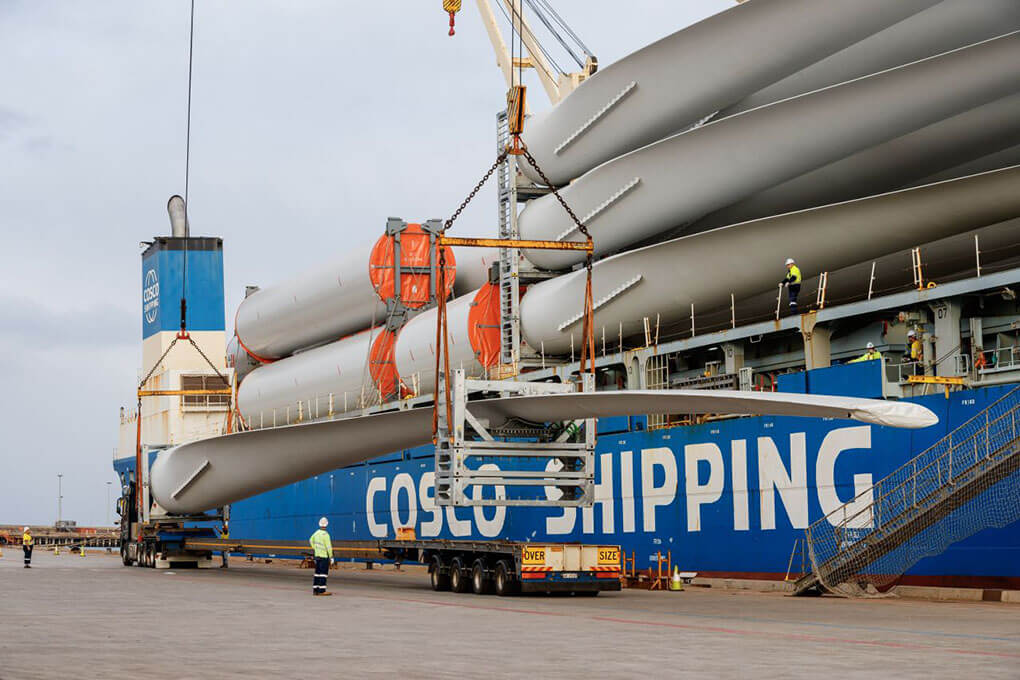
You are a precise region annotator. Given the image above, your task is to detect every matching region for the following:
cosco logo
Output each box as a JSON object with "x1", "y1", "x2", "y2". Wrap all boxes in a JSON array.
[{"x1": 143, "y1": 269, "x2": 160, "y2": 324}]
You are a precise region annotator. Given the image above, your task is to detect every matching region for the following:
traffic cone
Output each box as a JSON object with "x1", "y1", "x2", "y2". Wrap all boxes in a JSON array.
[
  {"x1": 54, "y1": 546, "x2": 59, "y2": 556},
  {"x1": 79, "y1": 546, "x2": 86, "y2": 558},
  {"x1": 669, "y1": 565, "x2": 684, "y2": 592}
]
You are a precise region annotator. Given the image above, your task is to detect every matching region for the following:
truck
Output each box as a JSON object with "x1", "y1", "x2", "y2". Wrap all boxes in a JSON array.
[{"x1": 116, "y1": 479, "x2": 622, "y2": 596}]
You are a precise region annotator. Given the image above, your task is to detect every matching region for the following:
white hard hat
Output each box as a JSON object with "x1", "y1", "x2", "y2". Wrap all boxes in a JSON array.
[
  {"x1": 23, "y1": 526, "x2": 30, "y2": 532},
  {"x1": 318, "y1": 517, "x2": 328, "y2": 528},
  {"x1": 867, "y1": 342, "x2": 875, "y2": 349},
  {"x1": 907, "y1": 330, "x2": 916, "y2": 337},
  {"x1": 785, "y1": 258, "x2": 795, "y2": 265}
]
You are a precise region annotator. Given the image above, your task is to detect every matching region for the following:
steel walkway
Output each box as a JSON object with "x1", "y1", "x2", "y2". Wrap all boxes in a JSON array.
[{"x1": 795, "y1": 387, "x2": 1020, "y2": 596}]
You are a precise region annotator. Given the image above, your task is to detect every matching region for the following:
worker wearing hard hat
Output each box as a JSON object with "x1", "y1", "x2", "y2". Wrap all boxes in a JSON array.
[
  {"x1": 309, "y1": 517, "x2": 334, "y2": 596},
  {"x1": 906, "y1": 330, "x2": 923, "y2": 363},
  {"x1": 781, "y1": 258, "x2": 802, "y2": 314},
  {"x1": 850, "y1": 342, "x2": 883, "y2": 363},
  {"x1": 22, "y1": 526, "x2": 33, "y2": 568}
]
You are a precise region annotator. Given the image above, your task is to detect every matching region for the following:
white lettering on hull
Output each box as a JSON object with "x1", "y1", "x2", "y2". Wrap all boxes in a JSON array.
[{"x1": 362, "y1": 426, "x2": 875, "y2": 537}]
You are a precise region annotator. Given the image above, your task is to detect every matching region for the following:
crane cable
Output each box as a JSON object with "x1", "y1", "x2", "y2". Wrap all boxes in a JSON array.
[
  {"x1": 431, "y1": 0, "x2": 595, "y2": 444},
  {"x1": 180, "y1": 0, "x2": 196, "y2": 334}
]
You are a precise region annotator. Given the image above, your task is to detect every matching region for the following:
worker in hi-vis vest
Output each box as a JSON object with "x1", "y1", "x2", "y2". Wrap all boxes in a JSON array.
[
  {"x1": 309, "y1": 517, "x2": 333, "y2": 596},
  {"x1": 850, "y1": 342, "x2": 883, "y2": 363},
  {"x1": 782, "y1": 258, "x2": 802, "y2": 313},
  {"x1": 906, "y1": 330, "x2": 923, "y2": 363},
  {"x1": 22, "y1": 526, "x2": 33, "y2": 568}
]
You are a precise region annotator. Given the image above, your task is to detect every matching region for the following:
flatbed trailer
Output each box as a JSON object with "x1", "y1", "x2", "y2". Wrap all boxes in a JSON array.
[
  {"x1": 179, "y1": 536, "x2": 622, "y2": 596},
  {"x1": 118, "y1": 480, "x2": 620, "y2": 596}
]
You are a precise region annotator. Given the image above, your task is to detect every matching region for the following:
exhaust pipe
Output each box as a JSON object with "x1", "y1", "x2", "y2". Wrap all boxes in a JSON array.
[{"x1": 167, "y1": 195, "x2": 188, "y2": 238}]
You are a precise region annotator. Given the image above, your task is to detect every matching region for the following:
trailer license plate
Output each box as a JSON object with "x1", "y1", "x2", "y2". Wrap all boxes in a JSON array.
[
  {"x1": 598, "y1": 547, "x2": 620, "y2": 565},
  {"x1": 561, "y1": 573, "x2": 577, "y2": 579}
]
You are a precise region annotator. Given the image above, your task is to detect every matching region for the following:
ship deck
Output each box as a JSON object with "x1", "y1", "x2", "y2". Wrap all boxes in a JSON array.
[{"x1": 3, "y1": 550, "x2": 1017, "y2": 678}]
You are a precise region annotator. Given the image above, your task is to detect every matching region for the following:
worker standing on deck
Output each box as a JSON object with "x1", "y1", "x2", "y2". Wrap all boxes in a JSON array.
[
  {"x1": 22, "y1": 526, "x2": 33, "y2": 568},
  {"x1": 906, "y1": 330, "x2": 923, "y2": 366},
  {"x1": 782, "y1": 258, "x2": 802, "y2": 314},
  {"x1": 310, "y1": 517, "x2": 333, "y2": 596},
  {"x1": 850, "y1": 342, "x2": 883, "y2": 363}
]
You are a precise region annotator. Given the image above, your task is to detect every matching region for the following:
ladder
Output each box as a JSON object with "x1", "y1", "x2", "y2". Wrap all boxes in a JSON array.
[
  {"x1": 795, "y1": 387, "x2": 1020, "y2": 596},
  {"x1": 496, "y1": 111, "x2": 521, "y2": 370}
]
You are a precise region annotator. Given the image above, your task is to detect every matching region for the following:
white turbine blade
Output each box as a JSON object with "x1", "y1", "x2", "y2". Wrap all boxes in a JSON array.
[{"x1": 152, "y1": 390, "x2": 936, "y2": 514}]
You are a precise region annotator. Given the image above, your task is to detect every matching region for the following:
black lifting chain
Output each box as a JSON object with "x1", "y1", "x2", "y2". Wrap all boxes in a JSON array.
[
  {"x1": 443, "y1": 141, "x2": 595, "y2": 280},
  {"x1": 137, "y1": 333, "x2": 228, "y2": 391},
  {"x1": 443, "y1": 150, "x2": 509, "y2": 232}
]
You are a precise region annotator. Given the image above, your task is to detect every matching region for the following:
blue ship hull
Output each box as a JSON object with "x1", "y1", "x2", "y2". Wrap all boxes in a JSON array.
[
  {"x1": 213, "y1": 381, "x2": 1019, "y2": 588},
  {"x1": 114, "y1": 361, "x2": 1019, "y2": 588}
]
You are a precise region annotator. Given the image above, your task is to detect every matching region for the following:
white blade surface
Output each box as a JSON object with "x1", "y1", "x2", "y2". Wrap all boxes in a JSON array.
[{"x1": 151, "y1": 391, "x2": 937, "y2": 514}]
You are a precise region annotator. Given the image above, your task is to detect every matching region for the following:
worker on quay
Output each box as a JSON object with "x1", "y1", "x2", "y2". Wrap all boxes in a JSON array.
[
  {"x1": 22, "y1": 526, "x2": 33, "y2": 568},
  {"x1": 781, "y1": 258, "x2": 802, "y2": 314},
  {"x1": 309, "y1": 517, "x2": 334, "y2": 596},
  {"x1": 850, "y1": 342, "x2": 883, "y2": 363}
]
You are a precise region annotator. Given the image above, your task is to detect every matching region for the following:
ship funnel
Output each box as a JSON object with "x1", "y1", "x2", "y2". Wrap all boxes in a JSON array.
[{"x1": 167, "y1": 195, "x2": 188, "y2": 237}]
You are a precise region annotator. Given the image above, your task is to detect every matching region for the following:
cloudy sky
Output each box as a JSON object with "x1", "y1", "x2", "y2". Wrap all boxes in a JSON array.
[{"x1": 0, "y1": 1, "x2": 730, "y2": 526}]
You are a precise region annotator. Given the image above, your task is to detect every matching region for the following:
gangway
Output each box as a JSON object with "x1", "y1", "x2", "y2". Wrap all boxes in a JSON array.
[{"x1": 795, "y1": 387, "x2": 1020, "y2": 596}]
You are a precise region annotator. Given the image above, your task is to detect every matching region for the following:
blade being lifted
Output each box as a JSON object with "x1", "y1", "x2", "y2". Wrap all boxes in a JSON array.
[{"x1": 151, "y1": 390, "x2": 937, "y2": 514}]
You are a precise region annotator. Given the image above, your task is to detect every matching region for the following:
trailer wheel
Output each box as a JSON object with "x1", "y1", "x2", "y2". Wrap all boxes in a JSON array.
[
  {"x1": 120, "y1": 543, "x2": 132, "y2": 566},
  {"x1": 471, "y1": 559, "x2": 493, "y2": 595},
  {"x1": 494, "y1": 560, "x2": 518, "y2": 597},
  {"x1": 449, "y1": 557, "x2": 470, "y2": 593},
  {"x1": 429, "y1": 557, "x2": 451, "y2": 592}
]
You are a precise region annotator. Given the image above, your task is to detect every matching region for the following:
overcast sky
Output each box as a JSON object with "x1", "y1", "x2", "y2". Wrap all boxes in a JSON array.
[{"x1": 0, "y1": 1, "x2": 730, "y2": 526}]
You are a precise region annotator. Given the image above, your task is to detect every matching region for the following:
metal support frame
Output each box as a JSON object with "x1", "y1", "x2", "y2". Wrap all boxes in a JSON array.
[
  {"x1": 382, "y1": 217, "x2": 444, "y2": 332},
  {"x1": 434, "y1": 369, "x2": 595, "y2": 507},
  {"x1": 496, "y1": 111, "x2": 522, "y2": 370}
]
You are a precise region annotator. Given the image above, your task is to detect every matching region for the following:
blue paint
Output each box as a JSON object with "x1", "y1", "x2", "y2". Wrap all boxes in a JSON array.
[
  {"x1": 114, "y1": 377, "x2": 1019, "y2": 583},
  {"x1": 779, "y1": 361, "x2": 884, "y2": 398},
  {"x1": 141, "y1": 238, "x2": 224, "y2": 338}
]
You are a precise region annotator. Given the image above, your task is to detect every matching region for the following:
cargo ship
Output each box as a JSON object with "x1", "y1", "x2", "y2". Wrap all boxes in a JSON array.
[{"x1": 114, "y1": 0, "x2": 1020, "y2": 589}]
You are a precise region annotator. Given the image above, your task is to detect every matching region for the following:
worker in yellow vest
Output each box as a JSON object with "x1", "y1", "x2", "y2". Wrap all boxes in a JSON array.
[
  {"x1": 906, "y1": 330, "x2": 923, "y2": 363},
  {"x1": 309, "y1": 517, "x2": 334, "y2": 596},
  {"x1": 22, "y1": 526, "x2": 33, "y2": 568},
  {"x1": 782, "y1": 258, "x2": 802, "y2": 314},
  {"x1": 850, "y1": 342, "x2": 883, "y2": 363}
]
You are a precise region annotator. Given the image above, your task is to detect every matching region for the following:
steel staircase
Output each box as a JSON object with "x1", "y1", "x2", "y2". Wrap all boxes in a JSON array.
[{"x1": 795, "y1": 387, "x2": 1020, "y2": 596}]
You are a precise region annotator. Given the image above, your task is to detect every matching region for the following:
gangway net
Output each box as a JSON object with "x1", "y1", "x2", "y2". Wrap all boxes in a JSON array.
[{"x1": 802, "y1": 387, "x2": 1020, "y2": 596}]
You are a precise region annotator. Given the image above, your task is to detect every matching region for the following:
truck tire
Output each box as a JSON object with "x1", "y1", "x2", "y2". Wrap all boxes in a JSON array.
[
  {"x1": 494, "y1": 560, "x2": 518, "y2": 597},
  {"x1": 429, "y1": 557, "x2": 451, "y2": 591},
  {"x1": 450, "y1": 557, "x2": 470, "y2": 593},
  {"x1": 120, "y1": 544, "x2": 132, "y2": 566},
  {"x1": 471, "y1": 559, "x2": 493, "y2": 595}
]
